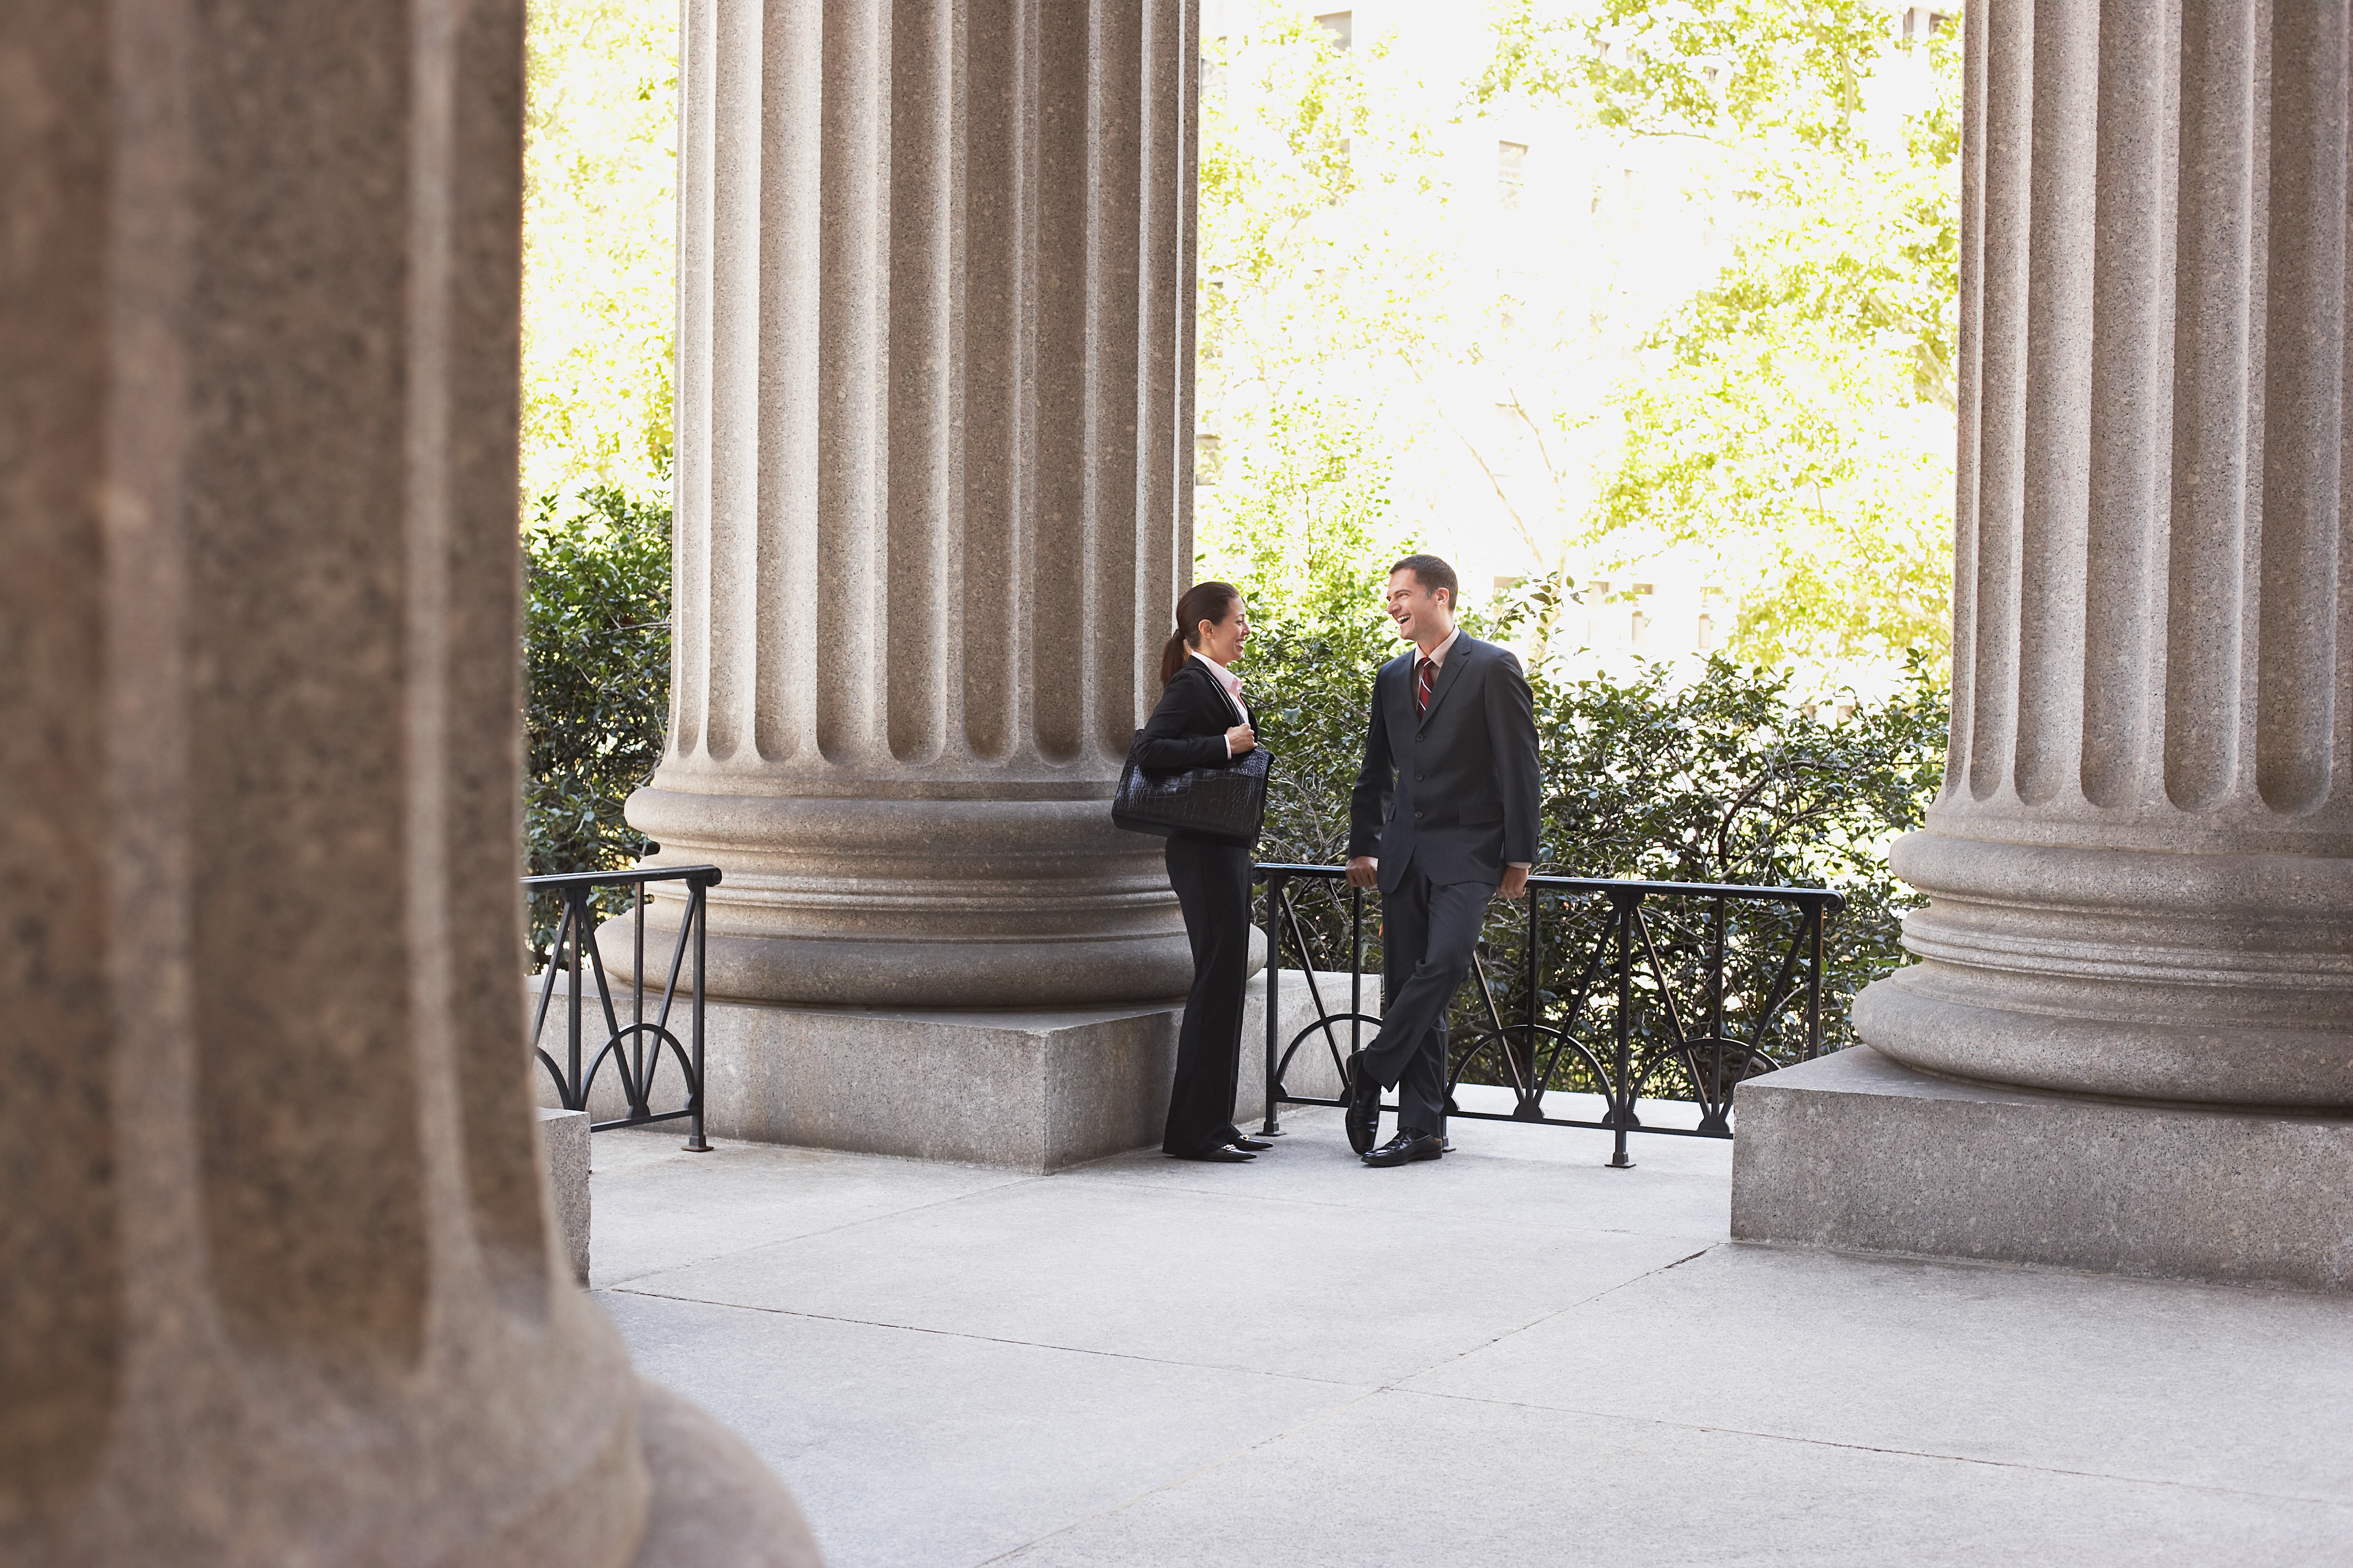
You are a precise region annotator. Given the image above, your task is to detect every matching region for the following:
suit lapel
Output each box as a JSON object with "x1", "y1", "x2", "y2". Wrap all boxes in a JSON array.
[
  {"x1": 1386, "y1": 652, "x2": 1417, "y2": 739},
  {"x1": 1416, "y1": 638, "x2": 1472, "y2": 732},
  {"x1": 1192, "y1": 658, "x2": 1243, "y2": 727},
  {"x1": 1211, "y1": 662, "x2": 1246, "y2": 727}
]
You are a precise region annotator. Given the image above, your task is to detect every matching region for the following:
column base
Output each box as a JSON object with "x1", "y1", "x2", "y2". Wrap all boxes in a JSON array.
[
  {"x1": 535, "y1": 966, "x2": 1347, "y2": 1173},
  {"x1": 1731, "y1": 1047, "x2": 2353, "y2": 1294},
  {"x1": 619, "y1": 789, "x2": 1198, "y2": 1006},
  {"x1": 639, "y1": 923, "x2": 1201, "y2": 1011},
  {"x1": 1868, "y1": 832, "x2": 2353, "y2": 1105},
  {"x1": 630, "y1": 1382, "x2": 821, "y2": 1566}
]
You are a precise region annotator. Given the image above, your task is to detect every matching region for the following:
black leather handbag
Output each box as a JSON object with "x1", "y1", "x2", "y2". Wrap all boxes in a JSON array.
[{"x1": 1112, "y1": 731, "x2": 1273, "y2": 849}]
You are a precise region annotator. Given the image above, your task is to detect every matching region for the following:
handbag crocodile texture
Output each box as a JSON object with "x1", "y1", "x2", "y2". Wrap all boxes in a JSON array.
[{"x1": 1111, "y1": 730, "x2": 1273, "y2": 849}]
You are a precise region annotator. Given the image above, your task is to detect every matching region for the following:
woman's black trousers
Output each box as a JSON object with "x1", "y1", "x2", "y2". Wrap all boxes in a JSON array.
[{"x1": 1160, "y1": 834, "x2": 1253, "y2": 1155}]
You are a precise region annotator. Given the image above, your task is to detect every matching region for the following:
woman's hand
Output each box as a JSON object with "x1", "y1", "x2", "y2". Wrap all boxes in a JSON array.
[{"x1": 1225, "y1": 723, "x2": 1257, "y2": 756}]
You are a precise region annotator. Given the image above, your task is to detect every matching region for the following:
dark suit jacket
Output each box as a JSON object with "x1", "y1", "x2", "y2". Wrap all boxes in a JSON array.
[
  {"x1": 1136, "y1": 655, "x2": 1250, "y2": 776},
  {"x1": 1347, "y1": 634, "x2": 1541, "y2": 892}
]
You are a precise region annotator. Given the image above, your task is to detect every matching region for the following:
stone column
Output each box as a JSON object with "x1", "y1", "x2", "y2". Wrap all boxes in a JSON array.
[
  {"x1": 1852, "y1": 0, "x2": 2353, "y2": 1108},
  {"x1": 626, "y1": 0, "x2": 1202, "y2": 1006},
  {"x1": 1, "y1": 3, "x2": 812, "y2": 1560},
  {"x1": 1734, "y1": 2, "x2": 2353, "y2": 1293}
]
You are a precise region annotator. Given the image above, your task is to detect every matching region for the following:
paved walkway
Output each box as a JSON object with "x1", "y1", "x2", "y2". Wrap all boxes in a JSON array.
[{"x1": 589, "y1": 1100, "x2": 2353, "y2": 1567}]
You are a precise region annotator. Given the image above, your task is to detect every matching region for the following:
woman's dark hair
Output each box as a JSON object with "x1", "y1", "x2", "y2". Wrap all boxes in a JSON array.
[{"x1": 1159, "y1": 581, "x2": 1242, "y2": 685}]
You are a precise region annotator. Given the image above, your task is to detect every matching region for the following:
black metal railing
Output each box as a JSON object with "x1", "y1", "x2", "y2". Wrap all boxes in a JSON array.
[
  {"x1": 525, "y1": 864, "x2": 722, "y2": 1150},
  {"x1": 1255, "y1": 864, "x2": 1845, "y2": 1167}
]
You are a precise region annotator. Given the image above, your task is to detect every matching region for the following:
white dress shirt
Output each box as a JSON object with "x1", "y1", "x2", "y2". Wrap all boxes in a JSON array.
[{"x1": 1418, "y1": 627, "x2": 1463, "y2": 670}]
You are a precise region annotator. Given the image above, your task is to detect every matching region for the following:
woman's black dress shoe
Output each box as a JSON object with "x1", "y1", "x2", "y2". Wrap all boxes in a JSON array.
[
  {"x1": 1228, "y1": 1136, "x2": 1274, "y2": 1152},
  {"x1": 1168, "y1": 1146, "x2": 1255, "y2": 1162}
]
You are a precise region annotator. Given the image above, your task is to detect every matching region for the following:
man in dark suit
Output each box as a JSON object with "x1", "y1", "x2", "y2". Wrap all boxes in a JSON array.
[{"x1": 1343, "y1": 554, "x2": 1542, "y2": 1166}]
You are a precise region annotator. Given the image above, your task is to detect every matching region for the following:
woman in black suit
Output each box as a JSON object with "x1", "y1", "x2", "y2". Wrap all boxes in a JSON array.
[{"x1": 1137, "y1": 581, "x2": 1271, "y2": 1164}]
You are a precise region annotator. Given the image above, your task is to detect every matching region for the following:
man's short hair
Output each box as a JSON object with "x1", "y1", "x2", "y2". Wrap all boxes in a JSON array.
[{"x1": 1389, "y1": 553, "x2": 1460, "y2": 608}]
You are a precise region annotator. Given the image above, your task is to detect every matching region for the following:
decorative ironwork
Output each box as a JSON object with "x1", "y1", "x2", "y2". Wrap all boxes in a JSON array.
[
  {"x1": 525, "y1": 864, "x2": 721, "y2": 1149},
  {"x1": 1255, "y1": 864, "x2": 1845, "y2": 1167}
]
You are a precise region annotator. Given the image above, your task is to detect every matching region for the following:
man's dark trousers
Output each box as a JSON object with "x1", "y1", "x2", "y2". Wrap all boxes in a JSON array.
[{"x1": 1364, "y1": 861, "x2": 1491, "y2": 1135}]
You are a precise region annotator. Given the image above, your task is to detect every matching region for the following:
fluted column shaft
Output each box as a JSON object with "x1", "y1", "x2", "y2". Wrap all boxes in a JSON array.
[
  {"x1": 1856, "y1": 0, "x2": 2353, "y2": 1106},
  {"x1": 0, "y1": 5, "x2": 810, "y2": 1562},
  {"x1": 631, "y1": 0, "x2": 1201, "y2": 1005}
]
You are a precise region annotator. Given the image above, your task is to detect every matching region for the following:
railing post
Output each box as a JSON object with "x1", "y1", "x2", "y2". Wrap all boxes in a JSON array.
[
  {"x1": 1805, "y1": 897, "x2": 1825, "y2": 1061},
  {"x1": 632, "y1": 879, "x2": 647, "y2": 1120},
  {"x1": 1710, "y1": 895, "x2": 1727, "y2": 1040},
  {"x1": 1522, "y1": 883, "x2": 1543, "y2": 1114},
  {"x1": 1260, "y1": 870, "x2": 1283, "y2": 1137},
  {"x1": 684, "y1": 874, "x2": 712, "y2": 1152},
  {"x1": 1610, "y1": 890, "x2": 1635, "y2": 1170},
  {"x1": 1696, "y1": 894, "x2": 1731, "y2": 1135},
  {"x1": 565, "y1": 890, "x2": 585, "y2": 1112},
  {"x1": 1355, "y1": 888, "x2": 1374, "y2": 1062}
]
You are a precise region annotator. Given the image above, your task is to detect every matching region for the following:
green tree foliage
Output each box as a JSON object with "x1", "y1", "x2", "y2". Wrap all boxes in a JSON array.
[
  {"x1": 1478, "y1": 0, "x2": 1894, "y2": 150},
  {"x1": 1499, "y1": 629, "x2": 1947, "y2": 1052},
  {"x1": 1475, "y1": 0, "x2": 1962, "y2": 670},
  {"x1": 1195, "y1": 13, "x2": 1452, "y2": 424},
  {"x1": 522, "y1": 0, "x2": 678, "y2": 502},
  {"x1": 1218, "y1": 404, "x2": 1411, "y2": 868},
  {"x1": 523, "y1": 487, "x2": 671, "y2": 957},
  {"x1": 1224, "y1": 417, "x2": 1944, "y2": 1069}
]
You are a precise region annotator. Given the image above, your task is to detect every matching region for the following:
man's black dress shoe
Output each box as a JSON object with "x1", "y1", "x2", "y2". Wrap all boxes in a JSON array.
[
  {"x1": 1343, "y1": 1051, "x2": 1380, "y2": 1155},
  {"x1": 1361, "y1": 1127, "x2": 1443, "y2": 1167},
  {"x1": 1168, "y1": 1145, "x2": 1255, "y2": 1162},
  {"x1": 1228, "y1": 1135, "x2": 1274, "y2": 1152}
]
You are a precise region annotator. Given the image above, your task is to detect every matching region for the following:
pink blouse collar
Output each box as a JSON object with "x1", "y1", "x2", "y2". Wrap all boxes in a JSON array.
[{"x1": 1190, "y1": 649, "x2": 1244, "y2": 712}]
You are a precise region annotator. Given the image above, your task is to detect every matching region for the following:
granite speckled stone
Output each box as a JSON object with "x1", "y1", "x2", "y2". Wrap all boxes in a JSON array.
[
  {"x1": 621, "y1": 0, "x2": 1206, "y2": 1008},
  {"x1": 539, "y1": 1108, "x2": 592, "y2": 1286},
  {"x1": 0, "y1": 4, "x2": 813, "y2": 1560},
  {"x1": 1732, "y1": 1048, "x2": 2353, "y2": 1294},
  {"x1": 1855, "y1": 1, "x2": 2353, "y2": 1109},
  {"x1": 534, "y1": 966, "x2": 1364, "y2": 1172}
]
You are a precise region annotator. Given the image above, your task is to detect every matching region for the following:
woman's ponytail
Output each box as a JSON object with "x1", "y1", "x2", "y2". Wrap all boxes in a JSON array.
[
  {"x1": 1159, "y1": 581, "x2": 1242, "y2": 685},
  {"x1": 1158, "y1": 630, "x2": 1191, "y2": 687}
]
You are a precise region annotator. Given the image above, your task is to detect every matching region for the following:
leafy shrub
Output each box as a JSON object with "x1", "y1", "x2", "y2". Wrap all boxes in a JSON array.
[
  {"x1": 1207, "y1": 404, "x2": 1408, "y2": 871},
  {"x1": 517, "y1": 446, "x2": 1950, "y2": 1089},
  {"x1": 1235, "y1": 535, "x2": 1947, "y2": 1093},
  {"x1": 523, "y1": 486, "x2": 670, "y2": 960},
  {"x1": 1513, "y1": 639, "x2": 1947, "y2": 1040}
]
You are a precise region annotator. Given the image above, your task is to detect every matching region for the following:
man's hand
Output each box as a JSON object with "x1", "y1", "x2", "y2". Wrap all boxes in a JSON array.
[
  {"x1": 1497, "y1": 865, "x2": 1529, "y2": 901},
  {"x1": 1345, "y1": 856, "x2": 1379, "y2": 889}
]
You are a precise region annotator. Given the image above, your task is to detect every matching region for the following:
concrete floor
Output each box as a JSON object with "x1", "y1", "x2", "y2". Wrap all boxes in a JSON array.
[{"x1": 589, "y1": 1098, "x2": 2353, "y2": 1568}]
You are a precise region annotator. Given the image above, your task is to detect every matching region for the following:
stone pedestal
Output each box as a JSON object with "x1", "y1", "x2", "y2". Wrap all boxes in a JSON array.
[
  {"x1": 538, "y1": 1108, "x2": 593, "y2": 1285},
  {"x1": 1736, "y1": 3, "x2": 2353, "y2": 1291},
  {"x1": 535, "y1": 967, "x2": 1361, "y2": 1173},
  {"x1": 0, "y1": 5, "x2": 813, "y2": 1560},
  {"x1": 1733, "y1": 1048, "x2": 2353, "y2": 1293},
  {"x1": 622, "y1": 0, "x2": 1203, "y2": 1009}
]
